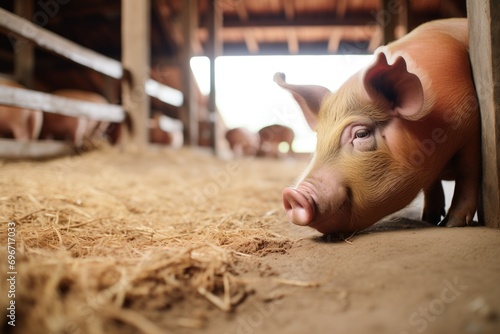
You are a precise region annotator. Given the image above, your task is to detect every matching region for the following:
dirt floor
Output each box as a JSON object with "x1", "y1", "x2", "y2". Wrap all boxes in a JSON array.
[{"x1": 1, "y1": 146, "x2": 500, "y2": 334}]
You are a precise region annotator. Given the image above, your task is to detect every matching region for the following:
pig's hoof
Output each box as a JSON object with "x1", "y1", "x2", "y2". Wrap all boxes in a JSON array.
[
  {"x1": 439, "y1": 215, "x2": 467, "y2": 227},
  {"x1": 422, "y1": 207, "x2": 445, "y2": 225}
]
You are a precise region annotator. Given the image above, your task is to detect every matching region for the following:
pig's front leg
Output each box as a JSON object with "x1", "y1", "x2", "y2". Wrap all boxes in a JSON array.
[
  {"x1": 422, "y1": 180, "x2": 446, "y2": 225},
  {"x1": 440, "y1": 141, "x2": 481, "y2": 227}
]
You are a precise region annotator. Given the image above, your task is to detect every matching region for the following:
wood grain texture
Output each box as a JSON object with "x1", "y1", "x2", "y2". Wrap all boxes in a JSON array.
[{"x1": 467, "y1": 0, "x2": 500, "y2": 228}]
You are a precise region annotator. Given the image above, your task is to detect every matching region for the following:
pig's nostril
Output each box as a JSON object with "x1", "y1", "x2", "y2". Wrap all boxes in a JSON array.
[{"x1": 282, "y1": 188, "x2": 315, "y2": 226}]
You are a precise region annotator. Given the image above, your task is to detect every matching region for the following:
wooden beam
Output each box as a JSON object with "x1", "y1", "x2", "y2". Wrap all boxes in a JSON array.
[
  {"x1": 219, "y1": 14, "x2": 376, "y2": 28},
  {"x1": 145, "y1": 79, "x2": 184, "y2": 107},
  {"x1": 153, "y1": 0, "x2": 181, "y2": 51},
  {"x1": 381, "y1": 0, "x2": 397, "y2": 44},
  {"x1": 0, "y1": 8, "x2": 123, "y2": 79},
  {"x1": 236, "y1": 0, "x2": 249, "y2": 21},
  {"x1": 181, "y1": 0, "x2": 199, "y2": 146},
  {"x1": 286, "y1": 28, "x2": 299, "y2": 54},
  {"x1": 14, "y1": 0, "x2": 34, "y2": 88},
  {"x1": 0, "y1": 138, "x2": 71, "y2": 160},
  {"x1": 396, "y1": 0, "x2": 408, "y2": 38},
  {"x1": 206, "y1": 0, "x2": 223, "y2": 153},
  {"x1": 327, "y1": 29, "x2": 342, "y2": 53},
  {"x1": 284, "y1": 0, "x2": 295, "y2": 21},
  {"x1": 336, "y1": 0, "x2": 348, "y2": 18},
  {"x1": 467, "y1": 0, "x2": 500, "y2": 228},
  {"x1": 121, "y1": 0, "x2": 151, "y2": 150},
  {"x1": 368, "y1": 27, "x2": 383, "y2": 52},
  {"x1": 243, "y1": 30, "x2": 259, "y2": 54},
  {"x1": 0, "y1": 86, "x2": 124, "y2": 122}
]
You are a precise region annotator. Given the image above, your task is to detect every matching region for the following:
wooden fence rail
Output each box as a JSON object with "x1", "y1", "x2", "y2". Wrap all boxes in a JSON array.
[{"x1": 0, "y1": 6, "x2": 182, "y2": 117}]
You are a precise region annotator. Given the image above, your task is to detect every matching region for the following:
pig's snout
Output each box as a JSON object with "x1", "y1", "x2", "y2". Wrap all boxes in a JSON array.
[
  {"x1": 282, "y1": 187, "x2": 316, "y2": 226},
  {"x1": 282, "y1": 175, "x2": 353, "y2": 233}
]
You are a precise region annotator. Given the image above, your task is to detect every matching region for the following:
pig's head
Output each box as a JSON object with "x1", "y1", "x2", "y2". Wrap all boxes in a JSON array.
[{"x1": 276, "y1": 52, "x2": 429, "y2": 234}]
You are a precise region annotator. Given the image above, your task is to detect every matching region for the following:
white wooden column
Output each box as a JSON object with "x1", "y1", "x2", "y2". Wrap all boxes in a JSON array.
[
  {"x1": 121, "y1": 0, "x2": 151, "y2": 151},
  {"x1": 467, "y1": 0, "x2": 500, "y2": 228}
]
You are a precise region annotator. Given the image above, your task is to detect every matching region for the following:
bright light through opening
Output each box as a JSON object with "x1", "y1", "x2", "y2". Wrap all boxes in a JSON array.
[{"x1": 190, "y1": 55, "x2": 375, "y2": 153}]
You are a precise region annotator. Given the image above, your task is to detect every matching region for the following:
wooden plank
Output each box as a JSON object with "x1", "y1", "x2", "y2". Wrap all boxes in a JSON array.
[
  {"x1": 0, "y1": 138, "x2": 71, "y2": 160},
  {"x1": 467, "y1": 0, "x2": 500, "y2": 228},
  {"x1": 121, "y1": 0, "x2": 151, "y2": 150},
  {"x1": 145, "y1": 79, "x2": 183, "y2": 107},
  {"x1": 0, "y1": 86, "x2": 124, "y2": 122},
  {"x1": 0, "y1": 8, "x2": 123, "y2": 79}
]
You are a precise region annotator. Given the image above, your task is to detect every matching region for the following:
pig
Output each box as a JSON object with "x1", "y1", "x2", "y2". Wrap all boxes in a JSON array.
[
  {"x1": 275, "y1": 18, "x2": 480, "y2": 234},
  {"x1": 257, "y1": 124, "x2": 294, "y2": 158},
  {"x1": 149, "y1": 112, "x2": 184, "y2": 148},
  {"x1": 0, "y1": 78, "x2": 42, "y2": 141},
  {"x1": 39, "y1": 89, "x2": 109, "y2": 148},
  {"x1": 225, "y1": 127, "x2": 260, "y2": 157}
]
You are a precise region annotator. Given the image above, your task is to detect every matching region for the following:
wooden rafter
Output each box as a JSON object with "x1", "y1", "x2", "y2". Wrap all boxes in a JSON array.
[
  {"x1": 336, "y1": 0, "x2": 348, "y2": 17},
  {"x1": 236, "y1": 0, "x2": 249, "y2": 21},
  {"x1": 327, "y1": 29, "x2": 342, "y2": 53},
  {"x1": 286, "y1": 28, "x2": 299, "y2": 54},
  {"x1": 284, "y1": 0, "x2": 295, "y2": 21},
  {"x1": 221, "y1": 14, "x2": 376, "y2": 28},
  {"x1": 368, "y1": 26, "x2": 382, "y2": 52},
  {"x1": 243, "y1": 29, "x2": 259, "y2": 54}
]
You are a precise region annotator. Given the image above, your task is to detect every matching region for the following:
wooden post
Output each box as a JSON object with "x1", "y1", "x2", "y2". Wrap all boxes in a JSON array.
[
  {"x1": 14, "y1": 0, "x2": 34, "y2": 88},
  {"x1": 397, "y1": 0, "x2": 408, "y2": 38},
  {"x1": 121, "y1": 0, "x2": 150, "y2": 151},
  {"x1": 381, "y1": 0, "x2": 397, "y2": 44},
  {"x1": 467, "y1": 0, "x2": 500, "y2": 228},
  {"x1": 180, "y1": 0, "x2": 199, "y2": 146},
  {"x1": 206, "y1": 0, "x2": 223, "y2": 153}
]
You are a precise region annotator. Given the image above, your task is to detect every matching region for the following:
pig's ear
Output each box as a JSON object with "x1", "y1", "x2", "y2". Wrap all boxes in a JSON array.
[
  {"x1": 274, "y1": 72, "x2": 330, "y2": 129},
  {"x1": 363, "y1": 52, "x2": 424, "y2": 119}
]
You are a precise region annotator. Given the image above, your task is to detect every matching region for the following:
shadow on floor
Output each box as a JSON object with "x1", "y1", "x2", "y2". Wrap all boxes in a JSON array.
[{"x1": 313, "y1": 217, "x2": 438, "y2": 243}]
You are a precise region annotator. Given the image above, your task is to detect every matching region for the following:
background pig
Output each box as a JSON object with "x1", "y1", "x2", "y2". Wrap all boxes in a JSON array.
[
  {"x1": 225, "y1": 127, "x2": 260, "y2": 157},
  {"x1": 39, "y1": 89, "x2": 108, "y2": 148},
  {"x1": 276, "y1": 18, "x2": 480, "y2": 234},
  {"x1": 0, "y1": 78, "x2": 42, "y2": 141},
  {"x1": 149, "y1": 112, "x2": 184, "y2": 148},
  {"x1": 257, "y1": 124, "x2": 294, "y2": 159}
]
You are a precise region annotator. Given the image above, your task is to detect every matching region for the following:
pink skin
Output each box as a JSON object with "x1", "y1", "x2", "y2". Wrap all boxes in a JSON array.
[
  {"x1": 277, "y1": 18, "x2": 480, "y2": 234},
  {"x1": 283, "y1": 169, "x2": 352, "y2": 233},
  {"x1": 225, "y1": 127, "x2": 260, "y2": 157},
  {"x1": 258, "y1": 125, "x2": 294, "y2": 158}
]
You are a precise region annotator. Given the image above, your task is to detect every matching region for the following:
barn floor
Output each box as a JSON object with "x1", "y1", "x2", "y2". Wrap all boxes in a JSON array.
[{"x1": 1, "y1": 146, "x2": 500, "y2": 334}]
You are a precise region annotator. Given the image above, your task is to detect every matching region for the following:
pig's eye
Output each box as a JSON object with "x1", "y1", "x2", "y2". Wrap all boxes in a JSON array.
[{"x1": 355, "y1": 129, "x2": 370, "y2": 139}]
